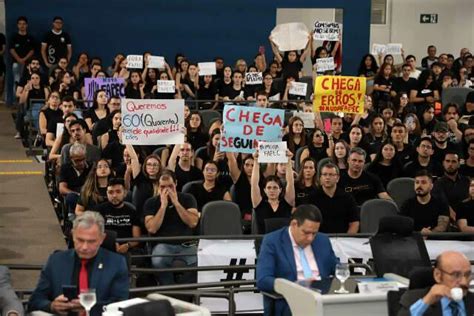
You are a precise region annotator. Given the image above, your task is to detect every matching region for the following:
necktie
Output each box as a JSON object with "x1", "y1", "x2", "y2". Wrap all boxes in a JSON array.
[
  {"x1": 298, "y1": 247, "x2": 313, "y2": 279},
  {"x1": 79, "y1": 259, "x2": 89, "y2": 291},
  {"x1": 449, "y1": 301, "x2": 460, "y2": 316}
]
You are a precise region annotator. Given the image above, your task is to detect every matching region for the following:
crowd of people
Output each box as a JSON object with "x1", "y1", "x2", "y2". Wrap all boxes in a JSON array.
[{"x1": 3, "y1": 13, "x2": 474, "y2": 314}]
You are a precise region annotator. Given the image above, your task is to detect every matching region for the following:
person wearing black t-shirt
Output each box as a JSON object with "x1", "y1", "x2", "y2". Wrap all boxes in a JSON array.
[
  {"x1": 41, "y1": 16, "x2": 72, "y2": 68},
  {"x1": 312, "y1": 162, "x2": 359, "y2": 233},
  {"x1": 403, "y1": 137, "x2": 443, "y2": 178},
  {"x1": 400, "y1": 170, "x2": 449, "y2": 233},
  {"x1": 196, "y1": 75, "x2": 218, "y2": 110},
  {"x1": 294, "y1": 158, "x2": 318, "y2": 206},
  {"x1": 456, "y1": 179, "x2": 474, "y2": 233},
  {"x1": 251, "y1": 150, "x2": 295, "y2": 234},
  {"x1": 269, "y1": 34, "x2": 311, "y2": 80},
  {"x1": 391, "y1": 64, "x2": 418, "y2": 97},
  {"x1": 460, "y1": 139, "x2": 474, "y2": 178},
  {"x1": 168, "y1": 142, "x2": 203, "y2": 192},
  {"x1": 143, "y1": 170, "x2": 199, "y2": 285},
  {"x1": 431, "y1": 121, "x2": 462, "y2": 165},
  {"x1": 390, "y1": 123, "x2": 414, "y2": 166},
  {"x1": 221, "y1": 71, "x2": 245, "y2": 101},
  {"x1": 338, "y1": 147, "x2": 392, "y2": 207},
  {"x1": 95, "y1": 178, "x2": 141, "y2": 254},
  {"x1": 9, "y1": 16, "x2": 35, "y2": 93}
]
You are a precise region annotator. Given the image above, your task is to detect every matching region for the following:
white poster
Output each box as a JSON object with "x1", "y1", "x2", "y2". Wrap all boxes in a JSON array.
[
  {"x1": 121, "y1": 99, "x2": 184, "y2": 145},
  {"x1": 126, "y1": 55, "x2": 143, "y2": 69},
  {"x1": 316, "y1": 57, "x2": 335, "y2": 72},
  {"x1": 386, "y1": 43, "x2": 403, "y2": 55},
  {"x1": 293, "y1": 111, "x2": 315, "y2": 129},
  {"x1": 198, "y1": 239, "x2": 262, "y2": 313},
  {"x1": 258, "y1": 141, "x2": 288, "y2": 163},
  {"x1": 313, "y1": 21, "x2": 341, "y2": 41},
  {"x1": 245, "y1": 72, "x2": 263, "y2": 85},
  {"x1": 270, "y1": 23, "x2": 310, "y2": 51},
  {"x1": 148, "y1": 55, "x2": 165, "y2": 68},
  {"x1": 289, "y1": 81, "x2": 308, "y2": 96},
  {"x1": 198, "y1": 62, "x2": 217, "y2": 76},
  {"x1": 157, "y1": 80, "x2": 175, "y2": 93},
  {"x1": 56, "y1": 123, "x2": 64, "y2": 139},
  {"x1": 371, "y1": 44, "x2": 387, "y2": 56}
]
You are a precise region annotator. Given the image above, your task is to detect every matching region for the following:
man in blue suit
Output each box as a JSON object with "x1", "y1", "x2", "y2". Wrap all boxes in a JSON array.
[
  {"x1": 257, "y1": 204, "x2": 338, "y2": 316},
  {"x1": 28, "y1": 211, "x2": 129, "y2": 316}
]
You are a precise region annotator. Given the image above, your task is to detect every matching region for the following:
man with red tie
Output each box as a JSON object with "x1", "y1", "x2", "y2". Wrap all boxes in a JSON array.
[{"x1": 28, "y1": 211, "x2": 129, "y2": 316}]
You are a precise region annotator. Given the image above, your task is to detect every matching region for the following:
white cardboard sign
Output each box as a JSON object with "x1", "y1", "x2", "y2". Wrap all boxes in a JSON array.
[
  {"x1": 148, "y1": 56, "x2": 165, "y2": 68},
  {"x1": 270, "y1": 23, "x2": 310, "y2": 51},
  {"x1": 316, "y1": 57, "x2": 335, "y2": 72},
  {"x1": 56, "y1": 123, "x2": 64, "y2": 139},
  {"x1": 157, "y1": 80, "x2": 175, "y2": 93},
  {"x1": 126, "y1": 55, "x2": 143, "y2": 69},
  {"x1": 293, "y1": 111, "x2": 315, "y2": 128},
  {"x1": 258, "y1": 141, "x2": 287, "y2": 163},
  {"x1": 198, "y1": 62, "x2": 217, "y2": 76},
  {"x1": 289, "y1": 81, "x2": 308, "y2": 96},
  {"x1": 313, "y1": 21, "x2": 341, "y2": 41},
  {"x1": 371, "y1": 43, "x2": 403, "y2": 55},
  {"x1": 245, "y1": 72, "x2": 263, "y2": 85}
]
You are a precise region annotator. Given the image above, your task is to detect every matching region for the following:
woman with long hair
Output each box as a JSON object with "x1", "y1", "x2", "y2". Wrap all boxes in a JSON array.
[
  {"x1": 38, "y1": 91, "x2": 62, "y2": 138},
  {"x1": 107, "y1": 53, "x2": 125, "y2": 76},
  {"x1": 84, "y1": 89, "x2": 109, "y2": 130},
  {"x1": 295, "y1": 157, "x2": 318, "y2": 206},
  {"x1": 185, "y1": 111, "x2": 209, "y2": 151},
  {"x1": 75, "y1": 159, "x2": 113, "y2": 215},
  {"x1": 366, "y1": 114, "x2": 388, "y2": 159},
  {"x1": 217, "y1": 65, "x2": 233, "y2": 100},
  {"x1": 142, "y1": 67, "x2": 158, "y2": 95},
  {"x1": 373, "y1": 63, "x2": 395, "y2": 109},
  {"x1": 403, "y1": 113, "x2": 422, "y2": 146},
  {"x1": 299, "y1": 128, "x2": 330, "y2": 164},
  {"x1": 330, "y1": 139, "x2": 349, "y2": 171},
  {"x1": 113, "y1": 55, "x2": 129, "y2": 79},
  {"x1": 420, "y1": 104, "x2": 438, "y2": 135},
  {"x1": 366, "y1": 140, "x2": 402, "y2": 188},
  {"x1": 357, "y1": 54, "x2": 378, "y2": 79},
  {"x1": 51, "y1": 70, "x2": 79, "y2": 100},
  {"x1": 125, "y1": 70, "x2": 143, "y2": 99},
  {"x1": 72, "y1": 52, "x2": 89, "y2": 79},
  {"x1": 409, "y1": 69, "x2": 440, "y2": 112},
  {"x1": 269, "y1": 35, "x2": 311, "y2": 80},
  {"x1": 283, "y1": 116, "x2": 307, "y2": 156},
  {"x1": 251, "y1": 149, "x2": 295, "y2": 234},
  {"x1": 154, "y1": 71, "x2": 180, "y2": 99},
  {"x1": 175, "y1": 58, "x2": 190, "y2": 94}
]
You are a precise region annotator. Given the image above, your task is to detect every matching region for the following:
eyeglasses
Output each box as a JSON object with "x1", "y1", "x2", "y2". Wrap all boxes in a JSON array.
[{"x1": 438, "y1": 268, "x2": 472, "y2": 280}]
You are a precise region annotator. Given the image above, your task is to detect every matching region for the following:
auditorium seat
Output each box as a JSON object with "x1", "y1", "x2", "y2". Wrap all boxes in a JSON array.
[
  {"x1": 370, "y1": 216, "x2": 431, "y2": 277},
  {"x1": 181, "y1": 180, "x2": 204, "y2": 194},
  {"x1": 200, "y1": 110, "x2": 221, "y2": 131},
  {"x1": 294, "y1": 146, "x2": 307, "y2": 172},
  {"x1": 441, "y1": 87, "x2": 473, "y2": 109},
  {"x1": 360, "y1": 199, "x2": 399, "y2": 233},
  {"x1": 387, "y1": 177, "x2": 415, "y2": 209},
  {"x1": 200, "y1": 201, "x2": 242, "y2": 235}
]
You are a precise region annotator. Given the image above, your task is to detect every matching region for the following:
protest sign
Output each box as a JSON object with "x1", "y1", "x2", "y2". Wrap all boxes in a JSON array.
[
  {"x1": 371, "y1": 44, "x2": 386, "y2": 55},
  {"x1": 289, "y1": 81, "x2": 308, "y2": 96},
  {"x1": 313, "y1": 21, "x2": 341, "y2": 41},
  {"x1": 84, "y1": 77, "x2": 125, "y2": 102},
  {"x1": 157, "y1": 80, "x2": 175, "y2": 93},
  {"x1": 293, "y1": 111, "x2": 315, "y2": 128},
  {"x1": 316, "y1": 57, "x2": 335, "y2": 72},
  {"x1": 270, "y1": 23, "x2": 310, "y2": 51},
  {"x1": 126, "y1": 55, "x2": 143, "y2": 69},
  {"x1": 386, "y1": 43, "x2": 403, "y2": 55},
  {"x1": 198, "y1": 62, "x2": 217, "y2": 76},
  {"x1": 245, "y1": 72, "x2": 263, "y2": 85},
  {"x1": 221, "y1": 105, "x2": 284, "y2": 154},
  {"x1": 269, "y1": 93, "x2": 280, "y2": 101},
  {"x1": 148, "y1": 55, "x2": 165, "y2": 68},
  {"x1": 258, "y1": 141, "x2": 288, "y2": 163},
  {"x1": 121, "y1": 99, "x2": 184, "y2": 145},
  {"x1": 56, "y1": 123, "x2": 64, "y2": 139},
  {"x1": 313, "y1": 76, "x2": 366, "y2": 114}
]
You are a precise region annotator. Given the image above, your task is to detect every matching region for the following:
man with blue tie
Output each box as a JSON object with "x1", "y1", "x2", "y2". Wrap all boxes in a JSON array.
[
  {"x1": 28, "y1": 211, "x2": 129, "y2": 316},
  {"x1": 398, "y1": 251, "x2": 474, "y2": 316},
  {"x1": 256, "y1": 204, "x2": 338, "y2": 316}
]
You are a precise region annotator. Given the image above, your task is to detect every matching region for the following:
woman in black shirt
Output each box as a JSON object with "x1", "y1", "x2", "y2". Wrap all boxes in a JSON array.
[
  {"x1": 125, "y1": 70, "x2": 143, "y2": 99},
  {"x1": 84, "y1": 89, "x2": 109, "y2": 130},
  {"x1": 373, "y1": 63, "x2": 395, "y2": 109},
  {"x1": 51, "y1": 70, "x2": 80, "y2": 100},
  {"x1": 269, "y1": 35, "x2": 311, "y2": 80},
  {"x1": 299, "y1": 128, "x2": 330, "y2": 165},
  {"x1": 366, "y1": 140, "x2": 402, "y2": 188},
  {"x1": 196, "y1": 75, "x2": 218, "y2": 109},
  {"x1": 357, "y1": 54, "x2": 378, "y2": 79},
  {"x1": 410, "y1": 69, "x2": 440, "y2": 115},
  {"x1": 283, "y1": 116, "x2": 307, "y2": 156},
  {"x1": 221, "y1": 70, "x2": 245, "y2": 102},
  {"x1": 251, "y1": 149, "x2": 295, "y2": 234},
  {"x1": 455, "y1": 179, "x2": 474, "y2": 233},
  {"x1": 38, "y1": 91, "x2": 62, "y2": 138},
  {"x1": 294, "y1": 157, "x2": 318, "y2": 206},
  {"x1": 154, "y1": 71, "x2": 178, "y2": 100},
  {"x1": 185, "y1": 111, "x2": 209, "y2": 151}
]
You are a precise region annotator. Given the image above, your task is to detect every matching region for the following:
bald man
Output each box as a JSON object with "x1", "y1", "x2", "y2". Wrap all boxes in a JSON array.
[{"x1": 398, "y1": 251, "x2": 474, "y2": 316}]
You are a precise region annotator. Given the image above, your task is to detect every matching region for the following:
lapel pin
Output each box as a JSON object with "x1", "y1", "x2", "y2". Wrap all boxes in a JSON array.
[{"x1": 98, "y1": 263, "x2": 103, "y2": 269}]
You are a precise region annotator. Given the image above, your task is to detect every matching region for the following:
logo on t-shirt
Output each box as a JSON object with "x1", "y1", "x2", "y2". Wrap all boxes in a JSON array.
[{"x1": 60, "y1": 37, "x2": 65, "y2": 43}]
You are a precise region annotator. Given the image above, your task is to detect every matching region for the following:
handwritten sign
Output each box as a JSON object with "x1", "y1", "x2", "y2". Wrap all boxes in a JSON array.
[
  {"x1": 198, "y1": 62, "x2": 216, "y2": 76},
  {"x1": 245, "y1": 72, "x2": 263, "y2": 85},
  {"x1": 157, "y1": 80, "x2": 175, "y2": 93},
  {"x1": 293, "y1": 111, "x2": 315, "y2": 129},
  {"x1": 121, "y1": 99, "x2": 184, "y2": 145},
  {"x1": 84, "y1": 77, "x2": 125, "y2": 102},
  {"x1": 313, "y1": 76, "x2": 366, "y2": 114},
  {"x1": 313, "y1": 21, "x2": 341, "y2": 41},
  {"x1": 221, "y1": 105, "x2": 284, "y2": 154},
  {"x1": 126, "y1": 55, "x2": 143, "y2": 69},
  {"x1": 316, "y1": 57, "x2": 335, "y2": 72},
  {"x1": 270, "y1": 23, "x2": 310, "y2": 51},
  {"x1": 289, "y1": 81, "x2": 308, "y2": 96},
  {"x1": 148, "y1": 56, "x2": 165, "y2": 68},
  {"x1": 371, "y1": 44, "x2": 386, "y2": 55},
  {"x1": 371, "y1": 43, "x2": 403, "y2": 55},
  {"x1": 258, "y1": 141, "x2": 287, "y2": 163},
  {"x1": 56, "y1": 123, "x2": 64, "y2": 139},
  {"x1": 269, "y1": 93, "x2": 280, "y2": 101}
]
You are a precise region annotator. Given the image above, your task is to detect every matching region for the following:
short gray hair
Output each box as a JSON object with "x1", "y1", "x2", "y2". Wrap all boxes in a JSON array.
[
  {"x1": 349, "y1": 147, "x2": 367, "y2": 160},
  {"x1": 73, "y1": 211, "x2": 105, "y2": 234},
  {"x1": 69, "y1": 142, "x2": 86, "y2": 157}
]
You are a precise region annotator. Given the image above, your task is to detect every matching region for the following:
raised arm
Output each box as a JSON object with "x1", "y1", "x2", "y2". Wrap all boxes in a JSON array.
[
  {"x1": 299, "y1": 34, "x2": 312, "y2": 63},
  {"x1": 226, "y1": 151, "x2": 241, "y2": 183},
  {"x1": 167, "y1": 144, "x2": 180, "y2": 171},
  {"x1": 251, "y1": 150, "x2": 263, "y2": 208},
  {"x1": 269, "y1": 36, "x2": 283, "y2": 64},
  {"x1": 284, "y1": 150, "x2": 295, "y2": 207},
  {"x1": 125, "y1": 144, "x2": 141, "y2": 179}
]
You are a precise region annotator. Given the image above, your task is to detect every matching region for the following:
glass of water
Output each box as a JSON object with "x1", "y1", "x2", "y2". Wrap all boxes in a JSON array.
[
  {"x1": 334, "y1": 263, "x2": 350, "y2": 294},
  {"x1": 79, "y1": 288, "x2": 97, "y2": 316}
]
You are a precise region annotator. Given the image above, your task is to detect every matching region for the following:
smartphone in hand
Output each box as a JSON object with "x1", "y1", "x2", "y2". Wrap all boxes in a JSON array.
[{"x1": 62, "y1": 285, "x2": 78, "y2": 300}]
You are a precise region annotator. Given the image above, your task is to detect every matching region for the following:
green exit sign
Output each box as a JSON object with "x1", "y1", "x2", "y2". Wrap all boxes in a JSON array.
[{"x1": 420, "y1": 14, "x2": 438, "y2": 24}]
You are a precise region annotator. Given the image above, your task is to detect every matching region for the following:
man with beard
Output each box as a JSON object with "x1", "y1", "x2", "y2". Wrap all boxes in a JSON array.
[
  {"x1": 432, "y1": 121, "x2": 461, "y2": 164},
  {"x1": 168, "y1": 142, "x2": 203, "y2": 192},
  {"x1": 15, "y1": 57, "x2": 46, "y2": 99},
  {"x1": 400, "y1": 170, "x2": 449, "y2": 233},
  {"x1": 60, "y1": 119, "x2": 100, "y2": 165},
  {"x1": 433, "y1": 152, "x2": 470, "y2": 219},
  {"x1": 399, "y1": 251, "x2": 474, "y2": 316},
  {"x1": 403, "y1": 137, "x2": 443, "y2": 178},
  {"x1": 95, "y1": 178, "x2": 141, "y2": 254}
]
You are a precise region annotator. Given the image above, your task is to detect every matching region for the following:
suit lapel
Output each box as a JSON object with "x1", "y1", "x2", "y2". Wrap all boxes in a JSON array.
[
  {"x1": 89, "y1": 248, "x2": 104, "y2": 291},
  {"x1": 464, "y1": 292, "x2": 474, "y2": 314},
  {"x1": 280, "y1": 228, "x2": 297, "y2": 280},
  {"x1": 312, "y1": 235, "x2": 324, "y2": 277}
]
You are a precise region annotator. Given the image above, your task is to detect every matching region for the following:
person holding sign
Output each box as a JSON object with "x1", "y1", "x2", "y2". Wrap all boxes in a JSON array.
[
  {"x1": 259, "y1": 72, "x2": 280, "y2": 101},
  {"x1": 142, "y1": 68, "x2": 158, "y2": 96},
  {"x1": 251, "y1": 149, "x2": 295, "y2": 234},
  {"x1": 113, "y1": 57, "x2": 129, "y2": 80},
  {"x1": 269, "y1": 34, "x2": 312, "y2": 80},
  {"x1": 283, "y1": 116, "x2": 307, "y2": 156},
  {"x1": 196, "y1": 75, "x2": 218, "y2": 109},
  {"x1": 125, "y1": 70, "x2": 144, "y2": 99},
  {"x1": 154, "y1": 71, "x2": 179, "y2": 99}
]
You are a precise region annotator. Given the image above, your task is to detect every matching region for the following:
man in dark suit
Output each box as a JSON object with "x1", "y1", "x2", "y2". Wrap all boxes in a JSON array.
[
  {"x1": 0, "y1": 266, "x2": 23, "y2": 316},
  {"x1": 398, "y1": 251, "x2": 474, "y2": 316},
  {"x1": 256, "y1": 204, "x2": 338, "y2": 316},
  {"x1": 28, "y1": 211, "x2": 129, "y2": 316}
]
